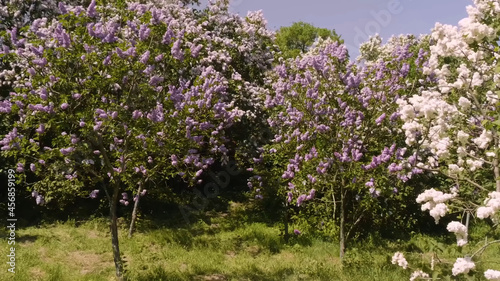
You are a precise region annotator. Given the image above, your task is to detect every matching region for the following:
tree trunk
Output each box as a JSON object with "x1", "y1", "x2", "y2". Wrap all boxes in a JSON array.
[
  {"x1": 284, "y1": 202, "x2": 289, "y2": 243},
  {"x1": 110, "y1": 184, "x2": 125, "y2": 281},
  {"x1": 339, "y1": 190, "x2": 345, "y2": 260},
  {"x1": 128, "y1": 182, "x2": 143, "y2": 238},
  {"x1": 494, "y1": 156, "x2": 500, "y2": 192}
]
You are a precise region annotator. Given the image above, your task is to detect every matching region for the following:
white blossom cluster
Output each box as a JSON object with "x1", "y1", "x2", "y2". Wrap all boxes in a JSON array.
[
  {"x1": 477, "y1": 191, "x2": 500, "y2": 219},
  {"x1": 485, "y1": 269, "x2": 500, "y2": 280},
  {"x1": 410, "y1": 270, "x2": 430, "y2": 281},
  {"x1": 394, "y1": 0, "x2": 500, "y2": 278},
  {"x1": 416, "y1": 188, "x2": 456, "y2": 223},
  {"x1": 452, "y1": 257, "x2": 475, "y2": 276},
  {"x1": 446, "y1": 221, "x2": 468, "y2": 246},
  {"x1": 391, "y1": 252, "x2": 408, "y2": 269}
]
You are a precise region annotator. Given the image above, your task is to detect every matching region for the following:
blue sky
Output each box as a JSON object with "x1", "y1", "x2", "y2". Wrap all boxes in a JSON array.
[{"x1": 199, "y1": 0, "x2": 472, "y2": 57}]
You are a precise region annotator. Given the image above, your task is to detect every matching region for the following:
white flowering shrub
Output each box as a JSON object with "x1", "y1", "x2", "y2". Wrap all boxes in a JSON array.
[{"x1": 394, "y1": 0, "x2": 500, "y2": 279}]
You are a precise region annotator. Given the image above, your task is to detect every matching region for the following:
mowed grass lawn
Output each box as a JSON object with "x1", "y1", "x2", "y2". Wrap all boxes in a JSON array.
[{"x1": 1, "y1": 207, "x2": 499, "y2": 281}]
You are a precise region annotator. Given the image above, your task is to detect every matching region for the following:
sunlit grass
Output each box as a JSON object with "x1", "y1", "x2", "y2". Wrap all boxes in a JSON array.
[{"x1": 1, "y1": 212, "x2": 498, "y2": 281}]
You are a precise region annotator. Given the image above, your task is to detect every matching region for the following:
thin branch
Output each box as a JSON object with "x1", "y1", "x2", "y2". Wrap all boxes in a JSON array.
[{"x1": 471, "y1": 239, "x2": 500, "y2": 259}]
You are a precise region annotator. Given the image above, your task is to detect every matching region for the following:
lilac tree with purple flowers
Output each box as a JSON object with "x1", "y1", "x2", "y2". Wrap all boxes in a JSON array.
[
  {"x1": 0, "y1": 0, "x2": 275, "y2": 279},
  {"x1": 254, "y1": 36, "x2": 433, "y2": 259}
]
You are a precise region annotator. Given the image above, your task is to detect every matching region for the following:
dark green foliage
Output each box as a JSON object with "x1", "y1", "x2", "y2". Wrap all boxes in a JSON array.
[{"x1": 275, "y1": 21, "x2": 343, "y2": 59}]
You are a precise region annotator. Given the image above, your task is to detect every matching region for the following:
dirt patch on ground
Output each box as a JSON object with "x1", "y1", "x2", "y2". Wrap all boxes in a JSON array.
[
  {"x1": 245, "y1": 245, "x2": 261, "y2": 257},
  {"x1": 87, "y1": 230, "x2": 100, "y2": 239},
  {"x1": 29, "y1": 268, "x2": 46, "y2": 280},
  {"x1": 179, "y1": 263, "x2": 188, "y2": 272},
  {"x1": 275, "y1": 251, "x2": 296, "y2": 263},
  {"x1": 38, "y1": 247, "x2": 50, "y2": 261},
  {"x1": 67, "y1": 251, "x2": 114, "y2": 275},
  {"x1": 226, "y1": 250, "x2": 237, "y2": 258},
  {"x1": 194, "y1": 274, "x2": 227, "y2": 281}
]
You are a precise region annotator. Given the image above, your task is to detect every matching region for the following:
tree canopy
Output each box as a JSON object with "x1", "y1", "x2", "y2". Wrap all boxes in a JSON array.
[{"x1": 275, "y1": 21, "x2": 343, "y2": 59}]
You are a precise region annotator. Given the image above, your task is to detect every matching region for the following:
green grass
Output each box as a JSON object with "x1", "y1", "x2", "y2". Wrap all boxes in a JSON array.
[{"x1": 1, "y1": 209, "x2": 499, "y2": 281}]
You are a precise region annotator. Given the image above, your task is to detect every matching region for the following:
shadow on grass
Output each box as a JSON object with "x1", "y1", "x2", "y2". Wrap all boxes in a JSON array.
[
  {"x1": 18, "y1": 234, "x2": 38, "y2": 243},
  {"x1": 131, "y1": 265, "x2": 332, "y2": 281}
]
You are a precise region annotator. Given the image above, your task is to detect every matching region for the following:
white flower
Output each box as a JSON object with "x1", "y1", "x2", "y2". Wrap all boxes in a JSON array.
[
  {"x1": 410, "y1": 270, "x2": 430, "y2": 281},
  {"x1": 417, "y1": 189, "x2": 456, "y2": 223},
  {"x1": 391, "y1": 252, "x2": 408, "y2": 269},
  {"x1": 486, "y1": 151, "x2": 496, "y2": 157},
  {"x1": 466, "y1": 158, "x2": 483, "y2": 171},
  {"x1": 471, "y1": 72, "x2": 483, "y2": 86},
  {"x1": 477, "y1": 206, "x2": 495, "y2": 219},
  {"x1": 429, "y1": 203, "x2": 448, "y2": 224},
  {"x1": 484, "y1": 269, "x2": 500, "y2": 280},
  {"x1": 473, "y1": 130, "x2": 493, "y2": 149},
  {"x1": 452, "y1": 257, "x2": 475, "y2": 276},
  {"x1": 458, "y1": 97, "x2": 472, "y2": 110},
  {"x1": 446, "y1": 221, "x2": 468, "y2": 246},
  {"x1": 448, "y1": 164, "x2": 464, "y2": 176},
  {"x1": 457, "y1": 131, "x2": 469, "y2": 144},
  {"x1": 476, "y1": 192, "x2": 500, "y2": 219}
]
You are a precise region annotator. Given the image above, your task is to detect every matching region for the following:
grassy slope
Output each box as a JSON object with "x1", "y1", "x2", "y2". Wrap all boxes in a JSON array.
[{"x1": 1, "y1": 205, "x2": 499, "y2": 281}]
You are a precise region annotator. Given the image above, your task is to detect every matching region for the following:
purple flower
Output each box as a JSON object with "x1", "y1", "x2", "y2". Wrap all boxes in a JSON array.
[
  {"x1": 369, "y1": 187, "x2": 381, "y2": 198},
  {"x1": 36, "y1": 195, "x2": 45, "y2": 205},
  {"x1": 171, "y1": 39, "x2": 183, "y2": 61},
  {"x1": 87, "y1": 0, "x2": 97, "y2": 17},
  {"x1": 60, "y1": 103, "x2": 69, "y2": 110},
  {"x1": 58, "y1": 2, "x2": 68, "y2": 14},
  {"x1": 307, "y1": 174, "x2": 316, "y2": 183},
  {"x1": 143, "y1": 65, "x2": 154, "y2": 75},
  {"x1": 294, "y1": 229, "x2": 301, "y2": 235},
  {"x1": 147, "y1": 104, "x2": 164, "y2": 122},
  {"x1": 297, "y1": 194, "x2": 307, "y2": 206},
  {"x1": 30, "y1": 163, "x2": 36, "y2": 172},
  {"x1": 32, "y1": 58, "x2": 47, "y2": 66},
  {"x1": 124, "y1": 47, "x2": 136, "y2": 57},
  {"x1": 375, "y1": 113, "x2": 386, "y2": 125},
  {"x1": 35, "y1": 124, "x2": 45, "y2": 134},
  {"x1": 191, "y1": 44, "x2": 203, "y2": 58},
  {"x1": 16, "y1": 163, "x2": 24, "y2": 172},
  {"x1": 155, "y1": 54, "x2": 164, "y2": 62},
  {"x1": 287, "y1": 192, "x2": 293, "y2": 203},
  {"x1": 139, "y1": 24, "x2": 150, "y2": 41},
  {"x1": 32, "y1": 190, "x2": 39, "y2": 198},
  {"x1": 60, "y1": 147, "x2": 75, "y2": 155},
  {"x1": 0, "y1": 100, "x2": 12, "y2": 113},
  {"x1": 309, "y1": 189, "x2": 316, "y2": 199},
  {"x1": 38, "y1": 160, "x2": 45, "y2": 165},
  {"x1": 103, "y1": 55, "x2": 111, "y2": 65},
  {"x1": 72, "y1": 93, "x2": 82, "y2": 100},
  {"x1": 162, "y1": 28, "x2": 174, "y2": 44},
  {"x1": 365, "y1": 178, "x2": 374, "y2": 187},
  {"x1": 90, "y1": 190, "x2": 99, "y2": 198},
  {"x1": 140, "y1": 189, "x2": 147, "y2": 196},
  {"x1": 140, "y1": 50, "x2": 150, "y2": 64},
  {"x1": 122, "y1": 193, "x2": 128, "y2": 200},
  {"x1": 149, "y1": 75, "x2": 164, "y2": 86},
  {"x1": 195, "y1": 169, "x2": 203, "y2": 178}
]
